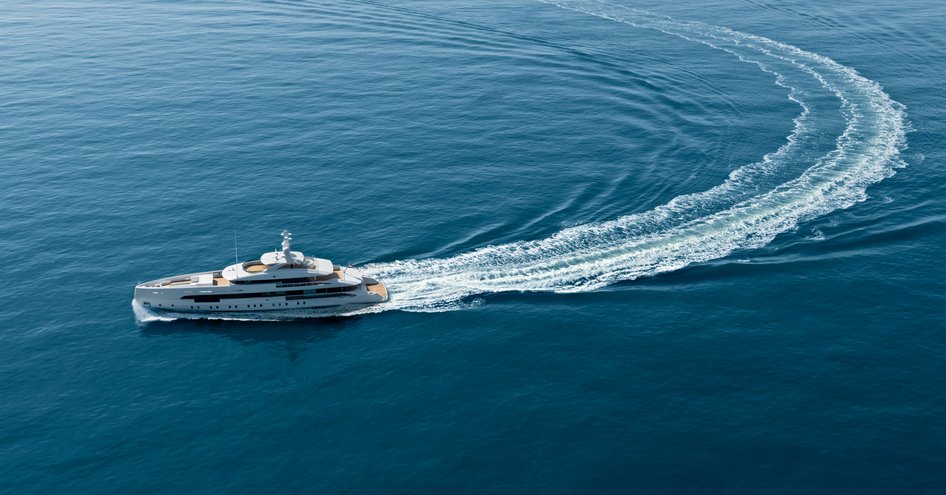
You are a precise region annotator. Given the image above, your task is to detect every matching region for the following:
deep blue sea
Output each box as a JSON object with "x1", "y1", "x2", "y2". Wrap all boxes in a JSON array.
[{"x1": 3, "y1": 0, "x2": 945, "y2": 492}]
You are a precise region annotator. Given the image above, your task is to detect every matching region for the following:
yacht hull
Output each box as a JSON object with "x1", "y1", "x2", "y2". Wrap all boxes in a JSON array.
[{"x1": 134, "y1": 272, "x2": 388, "y2": 313}]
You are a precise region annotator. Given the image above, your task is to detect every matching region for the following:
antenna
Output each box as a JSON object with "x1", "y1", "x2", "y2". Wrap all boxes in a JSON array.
[{"x1": 233, "y1": 230, "x2": 239, "y2": 264}]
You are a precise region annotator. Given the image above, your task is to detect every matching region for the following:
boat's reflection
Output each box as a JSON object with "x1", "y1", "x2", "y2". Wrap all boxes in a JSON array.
[{"x1": 139, "y1": 315, "x2": 359, "y2": 348}]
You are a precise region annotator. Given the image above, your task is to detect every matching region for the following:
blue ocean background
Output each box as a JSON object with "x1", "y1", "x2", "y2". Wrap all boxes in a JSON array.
[{"x1": 2, "y1": 0, "x2": 945, "y2": 492}]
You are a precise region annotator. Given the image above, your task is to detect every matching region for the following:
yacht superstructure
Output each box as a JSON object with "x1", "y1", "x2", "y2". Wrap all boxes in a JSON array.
[{"x1": 134, "y1": 231, "x2": 388, "y2": 313}]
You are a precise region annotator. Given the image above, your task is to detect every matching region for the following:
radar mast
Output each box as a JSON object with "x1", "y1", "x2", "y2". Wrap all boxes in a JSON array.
[{"x1": 281, "y1": 230, "x2": 293, "y2": 262}]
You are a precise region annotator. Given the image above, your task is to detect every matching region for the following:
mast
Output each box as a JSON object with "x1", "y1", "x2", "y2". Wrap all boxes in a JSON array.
[{"x1": 281, "y1": 230, "x2": 293, "y2": 264}]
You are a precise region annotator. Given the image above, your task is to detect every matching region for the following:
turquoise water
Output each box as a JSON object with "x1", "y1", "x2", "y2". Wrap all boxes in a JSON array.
[{"x1": 3, "y1": 0, "x2": 945, "y2": 492}]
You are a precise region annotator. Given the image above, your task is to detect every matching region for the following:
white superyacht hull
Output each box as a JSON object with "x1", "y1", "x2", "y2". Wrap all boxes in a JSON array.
[
  {"x1": 134, "y1": 271, "x2": 388, "y2": 314},
  {"x1": 134, "y1": 231, "x2": 387, "y2": 316}
]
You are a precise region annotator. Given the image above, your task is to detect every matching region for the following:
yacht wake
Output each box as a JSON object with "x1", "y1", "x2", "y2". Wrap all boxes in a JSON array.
[
  {"x1": 135, "y1": 1, "x2": 907, "y2": 321},
  {"x1": 352, "y1": 0, "x2": 907, "y2": 313}
]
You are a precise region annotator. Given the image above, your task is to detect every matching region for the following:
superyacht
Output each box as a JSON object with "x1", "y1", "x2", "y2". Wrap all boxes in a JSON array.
[{"x1": 134, "y1": 231, "x2": 388, "y2": 313}]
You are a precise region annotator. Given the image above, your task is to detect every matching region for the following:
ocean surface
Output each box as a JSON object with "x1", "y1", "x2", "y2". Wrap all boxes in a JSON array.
[{"x1": 2, "y1": 0, "x2": 945, "y2": 492}]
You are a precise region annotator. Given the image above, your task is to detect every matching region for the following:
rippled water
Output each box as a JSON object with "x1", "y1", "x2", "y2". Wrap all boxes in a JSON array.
[{"x1": 3, "y1": 0, "x2": 945, "y2": 492}]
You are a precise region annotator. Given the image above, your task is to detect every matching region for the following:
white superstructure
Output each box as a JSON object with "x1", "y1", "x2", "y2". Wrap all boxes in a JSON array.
[{"x1": 134, "y1": 231, "x2": 388, "y2": 312}]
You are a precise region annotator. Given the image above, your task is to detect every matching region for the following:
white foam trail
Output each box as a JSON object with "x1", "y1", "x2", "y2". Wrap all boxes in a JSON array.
[
  {"x1": 138, "y1": 2, "x2": 907, "y2": 321},
  {"x1": 355, "y1": 1, "x2": 907, "y2": 313}
]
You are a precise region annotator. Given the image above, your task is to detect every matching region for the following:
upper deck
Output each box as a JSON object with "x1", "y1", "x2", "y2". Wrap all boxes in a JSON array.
[
  {"x1": 138, "y1": 265, "x2": 356, "y2": 290},
  {"x1": 135, "y1": 232, "x2": 379, "y2": 297}
]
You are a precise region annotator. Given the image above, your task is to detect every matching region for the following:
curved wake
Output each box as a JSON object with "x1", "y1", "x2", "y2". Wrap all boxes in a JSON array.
[
  {"x1": 355, "y1": 1, "x2": 907, "y2": 313},
  {"x1": 137, "y1": 0, "x2": 907, "y2": 321}
]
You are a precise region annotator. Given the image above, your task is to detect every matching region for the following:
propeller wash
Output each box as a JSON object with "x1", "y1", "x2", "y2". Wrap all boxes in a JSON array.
[{"x1": 358, "y1": 0, "x2": 907, "y2": 313}]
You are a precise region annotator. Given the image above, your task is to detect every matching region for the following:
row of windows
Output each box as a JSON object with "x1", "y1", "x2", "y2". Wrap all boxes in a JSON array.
[
  {"x1": 232, "y1": 276, "x2": 323, "y2": 285},
  {"x1": 233, "y1": 273, "x2": 342, "y2": 285},
  {"x1": 286, "y1": 292, "x2": 356, "y2": 301},
  {"x1": 192, "y1": 302, "x2": 301, "y2": 309},
  {"x1": 154, "y1": 300, "x2": 327, "y2": 310},
  {"x1": 275, "y1": 280, "x2": 330, "y2": 289},
  {"x1": 181, "y1": 285, "x2": 358, "y2": 303}
]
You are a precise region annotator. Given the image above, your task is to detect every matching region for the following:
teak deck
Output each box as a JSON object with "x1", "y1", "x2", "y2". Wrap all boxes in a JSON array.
[{"x1": 367, "y1": 282, "x2": 388, "y2": 301}]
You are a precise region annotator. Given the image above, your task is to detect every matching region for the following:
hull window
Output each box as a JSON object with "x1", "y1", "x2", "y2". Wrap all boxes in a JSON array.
[{"x1": 181, "y1": 285, "x2": 359, "y2": 303}]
